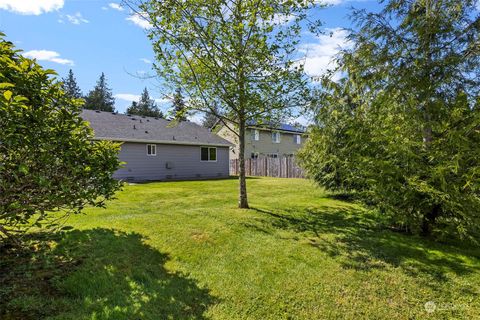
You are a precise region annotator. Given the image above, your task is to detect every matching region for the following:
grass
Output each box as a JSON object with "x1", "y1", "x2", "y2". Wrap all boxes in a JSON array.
[{"x1": 1, "y1": 177, "x2": 479, "y2": 319}]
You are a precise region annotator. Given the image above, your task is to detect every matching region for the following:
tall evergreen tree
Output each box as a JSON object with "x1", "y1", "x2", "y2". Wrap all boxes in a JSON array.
[
  {"x1": 126, "y1": 87, "x2": 164, "y2": 118},
  {"x1": 84, "y1": 72, "x2": 115, "y2": 112},
  {"x1": 170, "y1": 88, "x2": 187, "y2": 121},
  {"x1": 202, "y1": 105, "x2": 219, "y2": 129},
  {"x1": 299, "y1": 0, "x2": 480, "y2": 239},
  {"x1": 61, "y1": 69, "x2": 82, "y2": 99}
]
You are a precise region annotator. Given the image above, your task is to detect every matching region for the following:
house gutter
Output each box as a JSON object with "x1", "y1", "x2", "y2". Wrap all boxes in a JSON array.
[
  {"x1": 92, "y1": 137, "x2": 233, "y2": 147},
  {"x1": 247, "y1": 126, "x2": 307, "y2": 135}
]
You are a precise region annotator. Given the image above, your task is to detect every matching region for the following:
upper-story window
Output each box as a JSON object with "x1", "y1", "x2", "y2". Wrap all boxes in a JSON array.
[
  {"x1": 147, "y1": 144, "x2": 157, "y2": 156},
  {"x1": 294, "y1": 134, "x2": 301, "y2": 144},
  {"x1": 252, "y1": 129, "x2": 260, "y2": 141},
  {"x1": 272, "y1": 131, "x2": 281, "y2": 143}
]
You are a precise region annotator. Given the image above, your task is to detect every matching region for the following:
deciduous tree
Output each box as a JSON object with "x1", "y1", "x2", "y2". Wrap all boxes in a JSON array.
[
  {"x1": 202, "y1": 105, "x2": 219, "y2": 130},
  {"x1": 0, "y1": 34, "x2": 122, "y2": 241},
  {"x1": 126, "y1": 0, "x2": 321, "y2": 208}
]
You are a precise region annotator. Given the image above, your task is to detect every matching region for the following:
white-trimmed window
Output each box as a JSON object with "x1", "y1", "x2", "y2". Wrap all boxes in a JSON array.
[
  {"x1": 201, "y1": 147, "x2": 217, "y2": 162},
  {"x1": 252, "y1": 129, "x2": 260, "y2": 141},
  {"x1": 294, "y1": 134, "x2": 301, "y2": 144},
  {"x1": 147, "y1": 144, "x2": 156, "y2": 156},
  {"x1": 272, "y1": 131, "x2": 281, "y2": 143}
]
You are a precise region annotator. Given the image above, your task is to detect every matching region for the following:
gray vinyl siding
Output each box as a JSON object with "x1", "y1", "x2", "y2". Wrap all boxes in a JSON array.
[{"x1": 113, "y1": 142, "x2": 229, "y2": 181}]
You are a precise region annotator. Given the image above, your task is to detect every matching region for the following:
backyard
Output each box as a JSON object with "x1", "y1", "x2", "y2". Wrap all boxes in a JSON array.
[{"x1": 1, "y1": 177, "x2": 479, "y2": 319}]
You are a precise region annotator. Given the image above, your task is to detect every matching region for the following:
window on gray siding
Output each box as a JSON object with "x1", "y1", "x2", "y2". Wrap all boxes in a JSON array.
[
  {"x1": 147, "y1": 144, "x2": 156, "y2": 156},
  {"x1": 252, "y1": 129, "x2": 260, "y2": 141},
  {"x1": 294, "y1": 134, "x2": 301, "y2": 144},
  {"x1": 201, "y1": 147, "x2": 217, "y2": 161},
  {"x1": 272, "y1": 131, "x2": 281, "y2": 143}
]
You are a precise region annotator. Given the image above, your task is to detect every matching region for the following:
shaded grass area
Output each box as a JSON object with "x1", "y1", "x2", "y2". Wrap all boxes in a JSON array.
[
  {"x1": 1, "y1": 229, "x2": 215, "y2": 320},
  {"x1": 1, "y1": 177, "x2": 479, "y2": 319}
]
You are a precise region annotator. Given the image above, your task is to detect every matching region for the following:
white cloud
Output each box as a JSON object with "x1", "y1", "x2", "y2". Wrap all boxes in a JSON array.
[
  {"x1": 62, "y1": 12, "x2": 89, "y2": 24},
  {"x1": 155, "y1": 98, "x2": 170, "y2": 104},
  {"x1": 0, "y1": 0, "x2": 63, "y2": 15},
  {"x1": 114, "y1": 93, "x2": 140, "y2": 102},
  {"x1": 126, "y1": 13, "x2": 152, "y2": 29},
  {"x1": 299, "y1": 28, "x2": 352, "y2": 78},
  {"x1": 115, "y1": 93, "x2": 170, "y2": 104},
  {"x1": 140, "y1": 58, "x2": 152, "y2": 64},
  {"x1": 272, "y1": 13, "x2": 295, "y2": 25},
  {"x1": 290, "y1": 114, "x2": 313, "y2": 126},
  {"x1": 108, "y1": 3, "x2": 124, "y2": 11},
  {"x1": 315, "y1": 0, "x2": 371, "y2": 5},
  {"x1": 23, "y1": 50, "x2": 74, "y2": 66},
  {"x1": 188, "y1": 112, "x2": 204, "y2": 125},
  {"x1": 318, "y1": 0, "x2": 343, "y2": 4}
]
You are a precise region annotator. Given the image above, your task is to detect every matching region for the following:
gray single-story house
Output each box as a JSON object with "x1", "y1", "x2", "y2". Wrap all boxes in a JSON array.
[{"x1": 81, "y1": 110, "x2": 232, "y2": 181}]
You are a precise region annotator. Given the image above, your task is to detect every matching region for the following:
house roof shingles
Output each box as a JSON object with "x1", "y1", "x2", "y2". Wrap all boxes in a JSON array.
[{"x1": 81, "y1": 109, "x2": 232, "y2": 147}]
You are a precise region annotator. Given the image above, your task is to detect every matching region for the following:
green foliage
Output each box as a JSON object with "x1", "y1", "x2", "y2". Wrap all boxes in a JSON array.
[
  {"x1": 202, "y1": 104, "x2": 219, "y2": 129},
  {"x1": 61, "y1": 69, "x2": 83, "y2": 100},
  {"x1": 169, "y1": 87, "x2": 187, "y2": 121},
  {"x1": 126, "y1": 87, "x2": 164, "y2": 118},
  {"x1": 299, "y1": 0, "x2": 480, "y2": 239},
  {"x1": 0, "y1": 34, "x2": 122, "y2": 239},
  {"x1": 130, "y1": 0, "x2": 322, "y2": 207},
  {"x1": 83, "y1": 72, "x2": 116, "y2": 112}
]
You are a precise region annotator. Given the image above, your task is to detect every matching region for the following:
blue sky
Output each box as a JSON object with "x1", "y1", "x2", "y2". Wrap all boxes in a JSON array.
[{"x1": 0, "y1": 0, "x2": 381, "y2": 120}]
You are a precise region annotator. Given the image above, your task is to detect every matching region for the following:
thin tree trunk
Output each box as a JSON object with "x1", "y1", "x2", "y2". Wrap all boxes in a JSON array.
[
  {"x1": 238, "y1": 119, "x2": 249, "y2": 208},
  {"x1": 421, "y1": 204, "x2": 440, "y2": 236}
]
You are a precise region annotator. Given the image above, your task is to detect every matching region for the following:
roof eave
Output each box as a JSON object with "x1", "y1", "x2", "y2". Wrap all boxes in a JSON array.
[
  {"x1": 92, "y1": 137, "x2": 233, "y2": 147},
  {"x1": 246, "y1": 125, "x2": 306, "y2": 134}
]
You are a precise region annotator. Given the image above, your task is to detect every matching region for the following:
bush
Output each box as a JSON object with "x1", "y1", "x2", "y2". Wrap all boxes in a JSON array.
[{"x1": 0, "y1": 33, "x2": 121, "y2": 240}]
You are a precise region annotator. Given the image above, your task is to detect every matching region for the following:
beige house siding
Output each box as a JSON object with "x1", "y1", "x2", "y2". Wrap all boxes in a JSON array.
[
  {"x1": 217, "y1": 126, "x2": 240, "y2": 159},
  {"x1": 217, "y1": 126, "x2": 306, "y2": 159}
]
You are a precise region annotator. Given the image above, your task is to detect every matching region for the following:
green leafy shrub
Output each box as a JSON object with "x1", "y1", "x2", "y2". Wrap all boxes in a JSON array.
[{"x1": 0, "y1": 33, "x2": 121, "y2": 240}]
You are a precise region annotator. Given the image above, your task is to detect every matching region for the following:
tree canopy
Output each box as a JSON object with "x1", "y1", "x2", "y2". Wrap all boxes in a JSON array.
[
  {"x1": 0, "y1": 34, "x2": 121, "y2": 240},
  {"x1": 127, "y1": 0, "x2": 322, "y2": 208},
  {"x1": 61, "y1": 69, "x2": 83, "y2": 100},
  {"x1": 298, "y1": 0, "x2": 480, "y2": 239},
  {"x1": 84, "y1": 72, "x2": 116, "y2": 112},
  {"x1": 202, "y1": 104, "x2": 219, "y2": 129},
  {"x1": 126, "y1": 87, "x2": 164, "y2": 118},
  {"x1": 170, "y1": 88, "x2": 188, "y2": 121}
]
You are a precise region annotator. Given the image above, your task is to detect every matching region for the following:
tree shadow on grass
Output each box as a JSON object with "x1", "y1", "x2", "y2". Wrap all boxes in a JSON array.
[
  {"x1": 0, "y1": 228, "x2": 217, "y2": 320},
  {"x1": 247, "y1": 206, "x2": 480, "y2": 286}
]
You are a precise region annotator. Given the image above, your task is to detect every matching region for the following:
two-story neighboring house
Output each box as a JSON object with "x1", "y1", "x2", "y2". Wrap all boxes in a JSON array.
[{"x1": 217, "y1": 122, "x2": 306, "y2": 160}]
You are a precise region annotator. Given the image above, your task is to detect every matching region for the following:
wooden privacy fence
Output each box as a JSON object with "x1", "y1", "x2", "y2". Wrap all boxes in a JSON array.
[{"x1": 230, "y1": 156, "x2": 305, "y2": 178}]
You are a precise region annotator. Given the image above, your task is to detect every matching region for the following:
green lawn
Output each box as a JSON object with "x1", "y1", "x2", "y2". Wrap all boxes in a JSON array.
[{"x1": 1, "y1": 177, "x2": 479, "y2": 319}]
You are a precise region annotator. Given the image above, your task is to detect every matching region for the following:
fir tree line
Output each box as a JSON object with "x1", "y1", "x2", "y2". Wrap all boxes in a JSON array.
[{"x1": 61, "y1": 70, "x2": 213, "y2": 124}]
